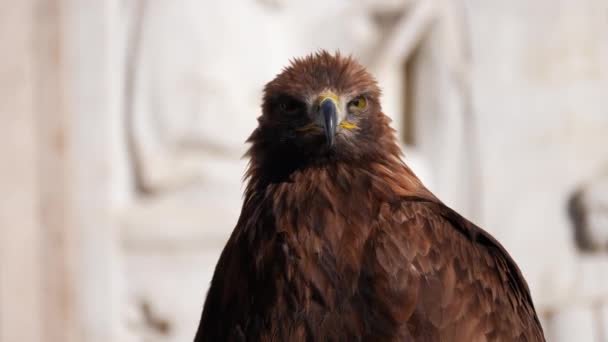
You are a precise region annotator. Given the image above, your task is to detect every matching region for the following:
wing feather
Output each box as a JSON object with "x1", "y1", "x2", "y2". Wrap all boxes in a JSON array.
[{"x1": 361, "y1": 199, "x2": 545, "y2": 341}]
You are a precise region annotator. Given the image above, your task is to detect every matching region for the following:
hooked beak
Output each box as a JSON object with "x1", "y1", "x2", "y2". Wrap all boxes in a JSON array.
[{"x1": 319, "y1": 97, "x2": 338, "y2": 147}]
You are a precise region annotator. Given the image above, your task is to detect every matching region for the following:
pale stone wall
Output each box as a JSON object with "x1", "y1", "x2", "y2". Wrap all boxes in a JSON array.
[
  {"x1": 0, "y1": 2, "x2": 42, "y2": 341},
  {"x1": 0, "y1": 1, "x2": 81, "y2": 341},
  {"x1": 468, "y1": 1, "x2": 608, "y2": 339},
  {"x1": 470, "y1": 0, "x2": 608, "y2": 292}
]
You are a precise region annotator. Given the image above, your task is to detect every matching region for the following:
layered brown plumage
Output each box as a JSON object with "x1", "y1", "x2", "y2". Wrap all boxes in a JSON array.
[{"x1": 194, "y1": 51, "x2": 545, "y2": 341}]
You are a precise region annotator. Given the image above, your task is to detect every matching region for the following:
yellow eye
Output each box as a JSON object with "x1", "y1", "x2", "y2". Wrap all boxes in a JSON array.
[{"x1": 349, "y1": 96, "x2": 367, "y2": 111}]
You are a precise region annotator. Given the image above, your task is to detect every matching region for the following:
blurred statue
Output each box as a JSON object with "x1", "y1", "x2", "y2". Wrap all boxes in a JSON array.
[
  {"x1": 568, "y1": 168, "x2": 608, "y2": 252},
  {"x1": 125, "y1": 0, "x2": 386, "y2": 197}
]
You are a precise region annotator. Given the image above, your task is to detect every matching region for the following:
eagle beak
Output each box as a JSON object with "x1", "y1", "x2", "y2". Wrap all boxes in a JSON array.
[{"x1": 319, "y1": 97, "x2": 337, "y2": 147}]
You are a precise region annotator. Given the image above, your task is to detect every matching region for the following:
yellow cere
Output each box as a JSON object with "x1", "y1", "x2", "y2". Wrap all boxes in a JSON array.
[
  {"x1": 339, "y1": 122, "x2": 358, "y2": 130},
  {"x1": 318, "y1": 92, "x2": 340, "y2": 107},
  {"x1": 295, "y1": 123, "x2": 319, "y2": 132}
]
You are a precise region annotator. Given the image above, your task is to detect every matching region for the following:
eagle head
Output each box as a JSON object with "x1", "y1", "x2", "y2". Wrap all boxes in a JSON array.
[{"x1": 253, "y1": 51, "x2": 395, "y2": 165}]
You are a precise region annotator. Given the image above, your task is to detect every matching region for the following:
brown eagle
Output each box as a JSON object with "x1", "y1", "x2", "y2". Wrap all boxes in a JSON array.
[{"x1": 194, "y1": 51, "x2": 545, "y2": 341}]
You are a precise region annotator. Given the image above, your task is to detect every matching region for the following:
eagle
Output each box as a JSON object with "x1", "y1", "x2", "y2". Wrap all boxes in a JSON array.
[{"x1": 194, "y1": 51, "x2": 545, "y2": 341}]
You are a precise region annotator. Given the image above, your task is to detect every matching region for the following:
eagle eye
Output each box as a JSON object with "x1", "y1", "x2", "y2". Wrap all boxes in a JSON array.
[
  {"x1": 277, "y1": 96, "x2": 304, "y2": 116},
  {"x1": 348, "y1": 95, "x2": 368, "y2": 112}
]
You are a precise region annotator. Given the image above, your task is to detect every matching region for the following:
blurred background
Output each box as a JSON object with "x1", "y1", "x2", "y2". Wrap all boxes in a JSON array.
[{"x1": 1, "y1": 0, "x2": 608, "y2": 341}]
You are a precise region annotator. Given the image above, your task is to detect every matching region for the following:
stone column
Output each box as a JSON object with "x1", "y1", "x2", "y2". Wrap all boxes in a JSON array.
[
  {"x1": 0, "y1": 1, "x2": 42, "y2": 341},
  {"x1": 63, "y1": 0, "x2": 123, "y2": 341},
  {"x1": 0, "y1": 1, "x2": 81, "y2": 341}
]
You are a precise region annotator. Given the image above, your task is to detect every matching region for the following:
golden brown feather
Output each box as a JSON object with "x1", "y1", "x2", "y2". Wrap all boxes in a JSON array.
[{"x1": 194, "y1": 51, "x2": 545, "y2": 342}]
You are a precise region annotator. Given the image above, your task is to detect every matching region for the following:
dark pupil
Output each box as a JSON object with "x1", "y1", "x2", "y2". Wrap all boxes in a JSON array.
[
  {"x1": 353, "y1": 99, "x2": 360, "y2": 107},
  {"x1": 280, "y1": 99, "x2": 301, "y2": 114}
]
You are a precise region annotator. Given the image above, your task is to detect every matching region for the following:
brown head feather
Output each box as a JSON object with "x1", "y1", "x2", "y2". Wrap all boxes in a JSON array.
[
  {"x1": 263, "y1": 51, "x2": 381, "y2": 105},
  {"x1": 245, "y1": 50, "x2": 426, "y2": 198}
]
